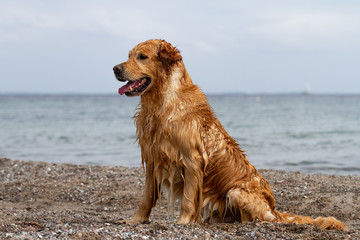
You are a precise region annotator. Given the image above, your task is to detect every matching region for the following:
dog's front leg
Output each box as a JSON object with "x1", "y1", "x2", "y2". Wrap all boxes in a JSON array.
[
  {"x1": 129, "y1": 168, "x2": 157, "y2": 224},
  {"x1": 177, "y1": 166, "x2": 202, "y2": 224}
]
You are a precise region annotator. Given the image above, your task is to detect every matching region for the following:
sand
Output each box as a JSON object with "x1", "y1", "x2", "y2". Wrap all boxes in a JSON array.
[{"x1": 0, "y1": 157, "x2": 359, "y2": 239}]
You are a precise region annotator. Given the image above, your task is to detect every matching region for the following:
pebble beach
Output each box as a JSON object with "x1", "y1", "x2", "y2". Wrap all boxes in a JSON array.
[{"x1": 1, "y1": 157, "x2": 359, "y2": 239}]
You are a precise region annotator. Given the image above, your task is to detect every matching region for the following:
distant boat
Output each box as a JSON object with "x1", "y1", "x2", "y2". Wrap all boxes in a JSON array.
[{"x1": 302, "y1": 83, "x2": 311, "y2": 95}]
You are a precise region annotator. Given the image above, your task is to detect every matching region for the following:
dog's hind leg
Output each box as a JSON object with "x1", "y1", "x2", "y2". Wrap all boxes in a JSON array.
[{"x1": 226, "y1": 188, "x2": 276, "y2": 223}]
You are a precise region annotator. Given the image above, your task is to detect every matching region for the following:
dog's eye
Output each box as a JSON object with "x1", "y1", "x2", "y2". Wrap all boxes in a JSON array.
[{"x1": 138, "y1": 54, "x2": 148, "y2": 60}]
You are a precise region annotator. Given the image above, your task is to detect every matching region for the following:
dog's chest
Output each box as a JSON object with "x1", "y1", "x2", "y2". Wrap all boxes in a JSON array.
[
  {"x1": 135, "y1": 106, "x2": 199, "y2": 166},
  {"x1": 136, "y1": 112, "x2": 177, "y2": 154}
]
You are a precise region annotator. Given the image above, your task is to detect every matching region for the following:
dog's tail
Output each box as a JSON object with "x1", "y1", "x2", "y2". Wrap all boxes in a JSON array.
[
  {"x1": 273, "y1": 210, "x2": 348, "y2": 230},
  {"x1": 226, "y1": 188, "x2": 348, "y2": 230}
]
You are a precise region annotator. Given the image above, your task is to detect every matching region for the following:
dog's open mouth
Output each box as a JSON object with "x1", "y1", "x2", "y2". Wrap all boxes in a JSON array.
[{"x1": 118, "y1": 77, "x2": 151, "y2": 96}]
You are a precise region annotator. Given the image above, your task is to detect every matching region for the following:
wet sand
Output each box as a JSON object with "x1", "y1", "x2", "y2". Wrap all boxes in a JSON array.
[{"x1": 1, "y1": 157, "x2": 359, "y2": 239}]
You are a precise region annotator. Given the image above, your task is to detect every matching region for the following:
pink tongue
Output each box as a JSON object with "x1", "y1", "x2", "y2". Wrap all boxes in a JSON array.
[{"x1": 118, "y1": 81, "x2": 136, "y2": 95}]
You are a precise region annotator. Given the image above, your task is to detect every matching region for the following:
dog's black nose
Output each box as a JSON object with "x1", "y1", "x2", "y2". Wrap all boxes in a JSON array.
[{"x1": 113, "y1": 65, "x2": 123, "y2": 73}]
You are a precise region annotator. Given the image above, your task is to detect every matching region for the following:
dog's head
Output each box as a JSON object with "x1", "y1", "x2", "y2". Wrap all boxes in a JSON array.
[{"x1": 113, "y1": 39, "x2": 182, "y2": 97}]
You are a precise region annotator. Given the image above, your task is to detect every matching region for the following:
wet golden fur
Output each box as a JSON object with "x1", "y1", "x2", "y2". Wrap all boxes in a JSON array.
[{"x1": 113, "y1": 39, "x2": 347, "y2": 229}]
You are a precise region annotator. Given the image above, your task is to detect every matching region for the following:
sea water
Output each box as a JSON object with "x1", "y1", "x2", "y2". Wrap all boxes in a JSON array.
[{"x1": 0, "y1": 94, "x2": 359, "y2": 175}]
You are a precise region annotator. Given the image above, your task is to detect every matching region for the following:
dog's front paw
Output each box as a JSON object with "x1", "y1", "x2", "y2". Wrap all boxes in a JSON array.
[
  {"x1": 123, "y1": 215, "x2": 150, "y2": 224},
  {"x1": 176, "y1": 216, "x2": 192, "y2": 224},
  {"x1": 116, "y1": 219, "x2": 128, "y2": 224}
]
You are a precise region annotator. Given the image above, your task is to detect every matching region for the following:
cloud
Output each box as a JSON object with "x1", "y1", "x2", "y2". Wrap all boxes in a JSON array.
[
  {"x1": 246, "y1": 12, "x2": 360, "y2": 49},
  {"x1": 0, "y1": 1, "x2": 137, "y2": 42},
  {"x1": 1, "y1": 1, "x2": 360, "y2": 93},
  {"x1": 3, "y1": 1, "x2": 357, "y2": 52}
]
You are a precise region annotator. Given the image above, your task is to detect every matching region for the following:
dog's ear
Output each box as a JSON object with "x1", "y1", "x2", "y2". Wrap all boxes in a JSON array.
[{"x1": 157, "y1": 41, "x2": 182, "y2": 67}]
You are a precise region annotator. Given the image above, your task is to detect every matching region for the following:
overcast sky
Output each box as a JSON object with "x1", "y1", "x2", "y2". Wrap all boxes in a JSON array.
[{"x1": 1, "y1": 0, "x2": 360, "y2": 94}]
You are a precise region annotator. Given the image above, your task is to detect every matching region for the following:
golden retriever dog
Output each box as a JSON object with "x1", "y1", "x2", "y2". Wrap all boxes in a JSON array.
[{"x1": 113, "y1": 39, "x2": 347, "y2": 230}]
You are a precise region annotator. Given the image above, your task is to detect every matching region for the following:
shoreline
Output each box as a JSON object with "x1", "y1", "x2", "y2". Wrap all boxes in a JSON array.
[{"x1": 1, "y1": 157, "x2": 359, "y2": 239}]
